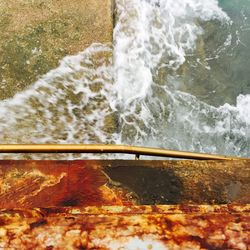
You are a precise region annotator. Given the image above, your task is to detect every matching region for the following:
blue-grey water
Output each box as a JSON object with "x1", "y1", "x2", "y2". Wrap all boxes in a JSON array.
[
  {"x1": 114, "y1": 0, "x2": 250, "y2": 157},
  {"x1": 183, "y1": 0, "x2": 250, "y2": 106}
]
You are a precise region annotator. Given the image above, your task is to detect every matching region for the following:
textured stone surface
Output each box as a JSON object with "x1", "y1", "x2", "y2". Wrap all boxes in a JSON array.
[{"x1": 0, "y1": 0, "x2": 113, "y2": 99}]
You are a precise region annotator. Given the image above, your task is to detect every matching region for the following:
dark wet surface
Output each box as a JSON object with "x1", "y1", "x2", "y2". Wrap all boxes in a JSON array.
[
  {"x1": 104, "y1": 165, "x2": 184, "y2": 204},
  {"x1": 103, "y1": 160, "x2": 250, "y2": 205}
]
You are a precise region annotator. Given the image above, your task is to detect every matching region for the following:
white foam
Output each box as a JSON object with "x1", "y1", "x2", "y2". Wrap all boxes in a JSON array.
[
  {"x1": 114, "y1": 0, "x2": 228, "y2": 141},
  {"x1": 114, "y1": 0, "x2": 250, "y2": 157},
  {"x1": 1, "y1": 0, "x2": 249, "y2": 160},
  {"x1": 114, "y1": 0, "x2": 229, "y2": 104},
  {"x1": 235, "y1": 94, "x2": 250, "y2": 124},
  {"x1": 160, "y1": 90, "x2": 250, "y2": 156},
  {"x1": 0, "y1": 43, "x2": 119, "y2": 159}
]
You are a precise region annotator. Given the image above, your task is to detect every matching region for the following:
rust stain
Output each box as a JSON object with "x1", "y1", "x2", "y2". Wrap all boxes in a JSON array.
[
  {"x1": 0, "y1": 159, "x2": 250, "y2": 206},
  {"x1": 0, "y1": 160, "x2": 133, "y2": 208},
  {"x1": 0, "y1": 205, "x2": 249, "y2": 249},
  {"x1": 0, "y1": 160, "x2": 249, "y2": 248}
]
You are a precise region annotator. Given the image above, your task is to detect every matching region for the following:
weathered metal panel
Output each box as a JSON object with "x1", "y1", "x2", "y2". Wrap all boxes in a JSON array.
[
  {"x1": 0, "y1": 205, "x2": 249, "y2": 249},
  {"x1": 0, "y1": 160, "x2": 250, "y2": 208},
  {"x1": 103, "y1": 159, "x2": 250, "y2": 204},
  {"x1": 0, "y1": 160, "x2": 134, "y2": 208},
  {"x1": 0, "y1": 160, "x2": 249, "y2": 249}
]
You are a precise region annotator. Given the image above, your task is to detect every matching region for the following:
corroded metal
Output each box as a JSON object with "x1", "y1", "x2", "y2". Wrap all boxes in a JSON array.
[
  {"x1": 0, "y1": 205, "x2": 249, "y2": 249},
  {"x1": 0, "y1": 160, "x2": 249, "y2": 249},
  {"x1": 104, "y1": 159, "x2": 250, "y2": 204},
  {"x1": 0, "y1": 160, "x2": 135, "y2": 208},
  {"x1": 0, "y1": 144, "x2": 246, "y2": 160},
  {"x1": 0, "y1": 160, "x2": 249, "y2": 207}
]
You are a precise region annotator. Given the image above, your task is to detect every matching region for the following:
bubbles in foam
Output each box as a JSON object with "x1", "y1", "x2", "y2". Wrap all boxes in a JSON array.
[
  {"x1": 114, "y1": 0, "x2": 229, "y2": 103},
  {"x1": 158, "y1": 90, "x2": 250, "y2": 157},
  {"x1": 236, "y1": 94, "x2": 250, "y2": 124},
  {"x1": 114, "y1": 0, "x2": 250, "y2": 157},
  {"x1": 1, "y1": 0, "x2": 249, "y2": 159},
  {"x1": 0, "y1": 43, "x2": 121, "y2": 159}
]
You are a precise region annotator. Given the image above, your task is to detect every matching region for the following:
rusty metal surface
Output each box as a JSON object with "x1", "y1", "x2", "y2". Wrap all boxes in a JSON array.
[
  {"x1": 0, "y1": 205, "x2": 249, "y2": 249},
  {"x1": 0, "y1": 160, "x2": 249, "y2": 249},
  {"x1": 0, "y1": 160, "x2": 135, "y2": 208},
  {"x1": 103, "y1": 159, "x2": 250, "y2": 204},
  {"x1": 0, "y1": 160, "x2": 250, "y2": 207}
]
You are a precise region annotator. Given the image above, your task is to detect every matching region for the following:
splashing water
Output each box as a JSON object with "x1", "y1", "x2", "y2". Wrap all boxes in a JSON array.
[
  {"x1": 114, "y1": 0, "x2": 250, "y2": 156},
  {"x1": 0, "y1": 44, "x2": 120, "y2": 159},
  {"x1": 0, "y1": 0, "x2": 250, "y2": 159}
]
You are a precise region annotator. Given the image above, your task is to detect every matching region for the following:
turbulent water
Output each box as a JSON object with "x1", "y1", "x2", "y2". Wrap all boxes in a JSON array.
[
  {"x1": 1, "y1": 0, "x2": 250, "y2": 158},
  {"x1": 114, "y1": 0, "x2": 250, "y2": 157}
]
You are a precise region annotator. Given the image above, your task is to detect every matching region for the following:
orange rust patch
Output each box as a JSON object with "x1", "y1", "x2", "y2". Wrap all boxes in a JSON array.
[
  {"x1": 0, "y1": 161, "x2": 133, "y2": 208},
  {"x1": 0, "y1": 160, "x2": 249, "y2": 248},
  {"x1": 0, "y1": 205, "x2": 249, "y2": 249}
]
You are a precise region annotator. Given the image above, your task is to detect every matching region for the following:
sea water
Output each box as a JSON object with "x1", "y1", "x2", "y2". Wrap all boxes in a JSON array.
[
  {"x1": 0, "y1": 0, "x2": 249, "y2": 158},
  {"x1": 113, "y1": 0, "x2": 250, "y2": 157}
]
